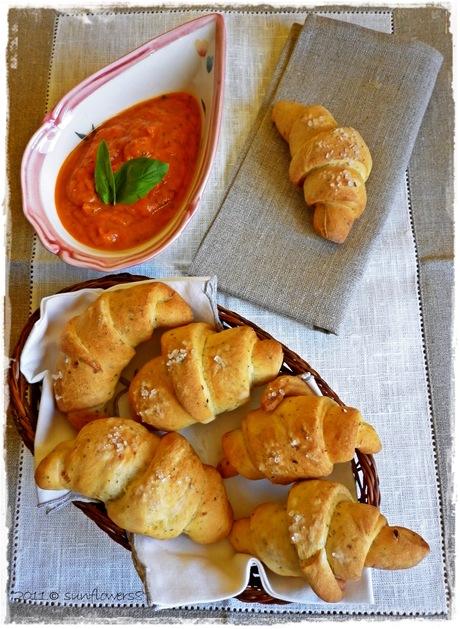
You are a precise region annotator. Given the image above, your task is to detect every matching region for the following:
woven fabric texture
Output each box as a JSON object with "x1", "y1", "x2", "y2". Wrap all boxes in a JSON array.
[{"x1": 189, "y1": 13, "x2": 443, "y2": 334}]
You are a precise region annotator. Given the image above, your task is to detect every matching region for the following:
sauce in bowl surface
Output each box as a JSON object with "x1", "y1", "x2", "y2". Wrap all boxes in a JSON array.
[{"x1": 55, "y1": 92, "x2": 202, "y2": 251}]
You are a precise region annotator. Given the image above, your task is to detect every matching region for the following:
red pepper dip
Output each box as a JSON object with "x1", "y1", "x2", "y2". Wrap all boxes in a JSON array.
[{"x1": 55, "y1": 92, "x2": 202, "y2": 250}]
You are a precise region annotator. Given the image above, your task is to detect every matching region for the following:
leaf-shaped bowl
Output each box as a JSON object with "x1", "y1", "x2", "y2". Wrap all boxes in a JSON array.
[{"x1": 21, "y1": 13, "x2": 226, "y2": 271}]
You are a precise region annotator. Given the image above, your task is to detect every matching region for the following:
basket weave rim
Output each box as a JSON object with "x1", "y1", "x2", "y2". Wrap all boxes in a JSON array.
[{"x1": 8, "y1": 272, "x2": 381, "y2": 606}]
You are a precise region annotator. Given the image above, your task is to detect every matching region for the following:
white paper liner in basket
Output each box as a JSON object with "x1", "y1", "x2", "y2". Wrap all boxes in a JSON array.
[{"x1": 19, "y1": 276, "x2": 373, "y2": 607}]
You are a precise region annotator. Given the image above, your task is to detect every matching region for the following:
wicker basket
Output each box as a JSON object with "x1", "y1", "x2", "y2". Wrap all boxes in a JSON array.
[{"x1": 8, "y1": 272, "x2": 380, "y2": 605}]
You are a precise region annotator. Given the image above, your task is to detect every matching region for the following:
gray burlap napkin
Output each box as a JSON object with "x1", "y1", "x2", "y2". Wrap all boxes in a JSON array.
[{"x1": 188, "y1": 14, "x2": 443, "y2": 333}]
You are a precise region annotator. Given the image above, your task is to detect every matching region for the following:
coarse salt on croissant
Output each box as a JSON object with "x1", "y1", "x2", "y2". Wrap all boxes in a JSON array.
[
  {"x1": 35, "y1": 417, "x2": 233, "y2": 544},
  {"x1": 52, "y1": 282, "x2": 194, "y2": 430},
  {"x1": 218, "y1": 375, "x2": 381, "y2": 483},
  {"x1": 129, "y1": 322, "x2": 283, "y2": 431},
  {"x1": 229, "y1": 479, "x2": 429, "y2": 603},
  {"x1": 272, "y1": 101, "x2": 372, "y2": 244}
]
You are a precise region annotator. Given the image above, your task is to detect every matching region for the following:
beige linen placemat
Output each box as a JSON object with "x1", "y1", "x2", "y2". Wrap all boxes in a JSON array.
[{"x1": 189, "y1": 13, "x2": 443, "y2": 334}]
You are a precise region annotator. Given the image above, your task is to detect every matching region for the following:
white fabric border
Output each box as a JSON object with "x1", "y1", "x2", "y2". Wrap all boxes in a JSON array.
[{"x1": 9, "y1": 7, "x2": 447, "y2": 617}]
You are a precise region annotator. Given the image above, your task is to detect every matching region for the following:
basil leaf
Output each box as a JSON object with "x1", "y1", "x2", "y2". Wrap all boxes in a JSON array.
[
  {"x1": 94, "y1": 140, "x2": 116, "y2": 205},
  {"x1": 114, "y1": 158, "x2": 169, "y2": 205},
  {"x1": 93, "y1": 141, "x2": 169, "y2": 205}
]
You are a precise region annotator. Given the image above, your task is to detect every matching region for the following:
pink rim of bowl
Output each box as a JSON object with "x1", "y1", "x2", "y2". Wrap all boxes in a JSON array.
[{"x1": 21, "y1": 13, "x2": 226, "y2": 271}]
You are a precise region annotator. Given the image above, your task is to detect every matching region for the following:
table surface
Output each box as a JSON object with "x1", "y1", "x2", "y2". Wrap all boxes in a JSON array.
[{"x1": 5, "y1": 3, "x2": 454, "y2": 624}]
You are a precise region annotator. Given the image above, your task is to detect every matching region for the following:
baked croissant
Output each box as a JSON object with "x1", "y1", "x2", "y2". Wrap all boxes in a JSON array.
[
  {"x1": 229, "y1": 479, "x2": 429, "y2": 602},
  {"x1": 35, "y1": 417, "x2": 233, "y2": 544},
  {"x1": 218, "y1": 375, "x2": 381, "y2": 483},
  {"x1": 52, "y1": 282, "x2": 194, "y2": 430},
  {"x1": 272, "y1": 101, "x2": 372, "y2": 243},
  {"x1": 129, "y1": 322, "x2": 283, "y2": 431}
]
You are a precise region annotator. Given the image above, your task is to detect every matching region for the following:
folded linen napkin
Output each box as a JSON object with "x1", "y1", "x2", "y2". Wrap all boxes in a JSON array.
[{"x1": 188, "y1": 14, "x2": 443, "y2": 334}]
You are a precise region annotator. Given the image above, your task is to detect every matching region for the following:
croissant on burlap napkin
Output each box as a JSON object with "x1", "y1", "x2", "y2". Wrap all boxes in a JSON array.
[{"x1": 188, "y1": 15, "x2": 443, "y2": 334}]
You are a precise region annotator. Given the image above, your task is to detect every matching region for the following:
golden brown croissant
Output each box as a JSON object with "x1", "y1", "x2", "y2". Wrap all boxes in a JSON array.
[
  {"x1": 52, "y1": 282, "x2": 194, "y2": 430},
  {"x1": 229, "y1": 479, "x2": 429, "y2": 602},
  {"x1": 129, "y1": 322, "x2": 283, "y2": 431},
  {"x1": 35, "y1": 417, "x2": 233, "y2": 544},
  {"x1": 218, "y1": 375, "x2": 381, "y2": 483},
  {"x1": 272, "y1": 101, "x2": 372, "y2": 243}
]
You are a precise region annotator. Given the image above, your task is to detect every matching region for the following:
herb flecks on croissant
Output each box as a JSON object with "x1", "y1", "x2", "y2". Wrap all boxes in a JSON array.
[
  {"x1": 52, "y1": 282, "x2": 194, "y2": 430},
  {"x1": 129, "y1": 322, "x2": 283, "y2": 431},
  {"x1": 35, "y1": 418, "x2": 233, "y2": 544},
  {"x1": 218, "y1": 375, "x2": 381, "y2": 483},
  {"x1": 229, "y1": 479, "x2": 429, "y2": 603},
  {"x1": 272, "y1": 101, "x2": 372, "y2": 244}
]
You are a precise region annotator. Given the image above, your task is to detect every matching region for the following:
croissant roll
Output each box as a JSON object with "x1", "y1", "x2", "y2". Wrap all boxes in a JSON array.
[
  {"x1": 52, "y1": 282, "x2": 194, "y2": 430},
  {"x1": 272, "y1": 101, "x2": 372, "y2": 243},
  {"x1": 229, "y1": 480, "x2": 430, "y2": 603},
  {"x1": 129, "y1": 322, "x2": 283, "y2": 431},
  {"x1": 218, "y1": 375, "x2": 381, "y2": 484},
  {"x1": 35, "y1": 418, "x2": 233, "y2": 544}
]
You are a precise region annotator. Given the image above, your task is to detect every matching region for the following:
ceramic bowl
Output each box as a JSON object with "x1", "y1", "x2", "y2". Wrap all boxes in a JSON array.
[{"x1": 21, "y1": 13, "x2": 226, "y2": 271}]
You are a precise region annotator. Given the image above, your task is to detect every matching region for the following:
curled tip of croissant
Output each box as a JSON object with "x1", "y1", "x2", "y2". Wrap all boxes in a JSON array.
[
  {"x1": 216, "y1": 456, "x2": 239, "y2": 478},
  {"x1": 261, "y1": 374, "x2": 316, "y2": 411},
  {"x1": 365, "y1": 525, "x2": 430, "y2": 570}
]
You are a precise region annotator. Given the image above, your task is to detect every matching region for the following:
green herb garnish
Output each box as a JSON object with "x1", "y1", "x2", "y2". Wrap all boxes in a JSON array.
[
  {"x1": 94, "y1": 140, "x2": 169, "y2": 205},
  {"x1": 94, "y1": 141, "x2": 116, "y2": 204}
]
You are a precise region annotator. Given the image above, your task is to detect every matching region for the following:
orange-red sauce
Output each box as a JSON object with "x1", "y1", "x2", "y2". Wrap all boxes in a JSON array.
[{"x1": 55, "y1": 92, "x2": 202, "y2": 250}]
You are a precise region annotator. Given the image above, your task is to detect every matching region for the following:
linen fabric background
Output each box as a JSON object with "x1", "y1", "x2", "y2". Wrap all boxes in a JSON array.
[{"x1": 6, "y1": 4, "x2": 454, "y2": 624}]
